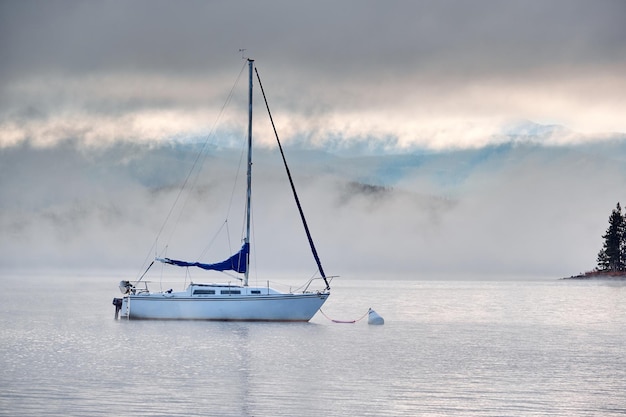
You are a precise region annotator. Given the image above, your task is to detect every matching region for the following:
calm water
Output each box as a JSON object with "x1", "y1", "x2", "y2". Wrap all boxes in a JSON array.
[{"x1": 1, "y1": 273, "x2": 625, "y2": 416}]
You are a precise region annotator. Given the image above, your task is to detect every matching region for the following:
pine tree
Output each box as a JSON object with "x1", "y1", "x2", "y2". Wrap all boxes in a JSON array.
[{"x1": 597, "y1": 202, "x2": 626, "y2": 271}]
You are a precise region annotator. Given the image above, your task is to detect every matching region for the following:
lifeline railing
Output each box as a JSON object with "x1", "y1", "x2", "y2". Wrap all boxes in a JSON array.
[{"x1": 302, "y1": 276, "x2": 337, "y2": 293}]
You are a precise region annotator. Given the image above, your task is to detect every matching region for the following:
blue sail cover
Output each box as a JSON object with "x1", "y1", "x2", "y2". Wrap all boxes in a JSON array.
[{"x1": 158, "y1": 243, "x2": 249, "y2": 273}]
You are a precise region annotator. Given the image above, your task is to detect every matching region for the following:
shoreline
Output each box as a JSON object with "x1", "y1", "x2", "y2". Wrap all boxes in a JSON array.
[{"x1": 562, "y1": 271, "x2": 626, "y2": 280}]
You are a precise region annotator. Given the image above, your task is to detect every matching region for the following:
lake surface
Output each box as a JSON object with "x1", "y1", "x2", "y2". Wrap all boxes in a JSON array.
[{"x1": 1, "y1": 273, "x2": 625, "y2": 416}]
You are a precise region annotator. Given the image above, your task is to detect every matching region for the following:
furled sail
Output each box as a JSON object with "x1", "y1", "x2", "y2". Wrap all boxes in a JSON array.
[{"x1": 157, "y1": 243, "x2": 249, "y2": 273}]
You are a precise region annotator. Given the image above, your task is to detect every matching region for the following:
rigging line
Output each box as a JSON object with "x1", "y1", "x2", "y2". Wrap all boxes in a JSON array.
[
  {"x1": 254, "y1": 66, "x2": 330, "y2": 291},
  {"x1": 193, "y1": 127, "x2": 247, "y2": 260},
  {"x1": 197, "y1": 219, "x2": 229, "y2": 260},
  {"x1": 240, "y1": 179, "x2": 252, "y2": 245},
  {"x1": 137, "y1": 261, "x2": 154, "y2": 282},
  {"x1": 224, "y1": 128, "x2": 249, "y2": 256},
  {"x1": 227, "y1": 130, "x2": 248, "y2": 224},
  {"x1": 164, "y1": 61, "x2": 249, "y2": 254},
  {"x1": 136, "y1": 61, "x2": 248, "y2": 278},
  {"x1": 194, "y1": 126, "x2": 248, "y2": 261}
]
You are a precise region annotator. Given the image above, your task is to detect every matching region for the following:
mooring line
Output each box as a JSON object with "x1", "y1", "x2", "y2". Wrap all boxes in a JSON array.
[{"x1": 319, "y1": 308, "x2": 369, "y2": 324}]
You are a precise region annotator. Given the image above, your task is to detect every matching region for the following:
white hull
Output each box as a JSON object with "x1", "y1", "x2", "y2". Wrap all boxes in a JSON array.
[{"x1": 118, "y1": 284, "x2": 329, "y2": 321}]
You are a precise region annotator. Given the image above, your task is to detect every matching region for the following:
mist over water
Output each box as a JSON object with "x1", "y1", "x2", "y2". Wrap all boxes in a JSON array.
[
  {"x1": 2, "y1": 138, "x2": 626, "y2": 278},
  {"x1": 1, "y1": 273, "x2": 625, "y2": 416}
]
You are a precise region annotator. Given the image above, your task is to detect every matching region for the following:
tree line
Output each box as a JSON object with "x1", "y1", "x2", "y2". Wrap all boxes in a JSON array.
[{"x1": 597, "y1": 202, "x2": 626, "y2": 272}]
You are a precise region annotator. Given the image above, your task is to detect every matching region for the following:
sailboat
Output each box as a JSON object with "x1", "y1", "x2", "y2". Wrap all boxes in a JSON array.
[{"x1": 112, "y1": 59, "x2": 331, "y2": 321}]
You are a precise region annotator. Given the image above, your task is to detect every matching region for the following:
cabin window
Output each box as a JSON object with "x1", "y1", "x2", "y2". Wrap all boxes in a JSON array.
[
  {"x1": 221, "y1": 290, "x2": 241, "y2": 295},
  {"x1": 251, "y1": 290, "x2": 261, "y2": 294},
  {"x1": 193, "y1": 289, "x2": 215, "y2": 295}
]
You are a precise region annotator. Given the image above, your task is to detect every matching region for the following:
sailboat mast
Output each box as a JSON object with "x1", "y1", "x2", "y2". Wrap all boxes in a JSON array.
[{"x1": 244, "y1": 58, "x2": 254, "y2": 287}]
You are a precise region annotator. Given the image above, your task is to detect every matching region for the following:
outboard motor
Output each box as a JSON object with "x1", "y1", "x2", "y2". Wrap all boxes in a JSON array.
[
  {"x1": 112, "y1": 298, "x2": 123, "y2": 319},
  {"x1": 119, "y1": 280, "x2": 134, "y2": 294}
]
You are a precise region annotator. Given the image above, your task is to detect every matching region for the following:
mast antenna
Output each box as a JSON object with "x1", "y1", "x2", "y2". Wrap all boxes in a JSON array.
[{"x1": 239, "y1": 48, "x2": 247, "y2": 59}]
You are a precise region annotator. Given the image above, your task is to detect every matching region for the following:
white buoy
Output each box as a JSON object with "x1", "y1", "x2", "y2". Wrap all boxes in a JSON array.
[{"x1": 367, "y1": 308, "x2": 384, "y2": 325}]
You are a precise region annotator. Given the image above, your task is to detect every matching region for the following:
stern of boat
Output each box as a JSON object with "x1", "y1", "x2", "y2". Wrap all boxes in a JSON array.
[{"x1": 112, "y1": 296, "x2": 130, "y2": 319}]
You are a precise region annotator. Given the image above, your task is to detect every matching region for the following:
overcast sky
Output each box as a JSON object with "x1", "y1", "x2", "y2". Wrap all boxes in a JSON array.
[{"x1": 1, "y1": 0, "x2": 625, "y2": 150}]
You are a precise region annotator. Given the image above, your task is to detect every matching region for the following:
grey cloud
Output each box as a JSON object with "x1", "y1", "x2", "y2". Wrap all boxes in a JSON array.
[
  {"x1": 2, "y1": 1, "x2": 624, "y2": 82},
  {"x1": 1, "y1": 1, "x2": 625, "y2": 147}
]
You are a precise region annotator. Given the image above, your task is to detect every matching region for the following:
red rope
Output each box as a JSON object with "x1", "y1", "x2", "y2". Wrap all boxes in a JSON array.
[{"x1": 319, "y1": 308, "x2": 369, "y2": 324}]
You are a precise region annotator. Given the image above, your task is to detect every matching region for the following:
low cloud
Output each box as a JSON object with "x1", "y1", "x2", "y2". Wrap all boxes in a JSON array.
[{"x1": 2, "y1": 139, "x2": 624, "y2": 279}]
